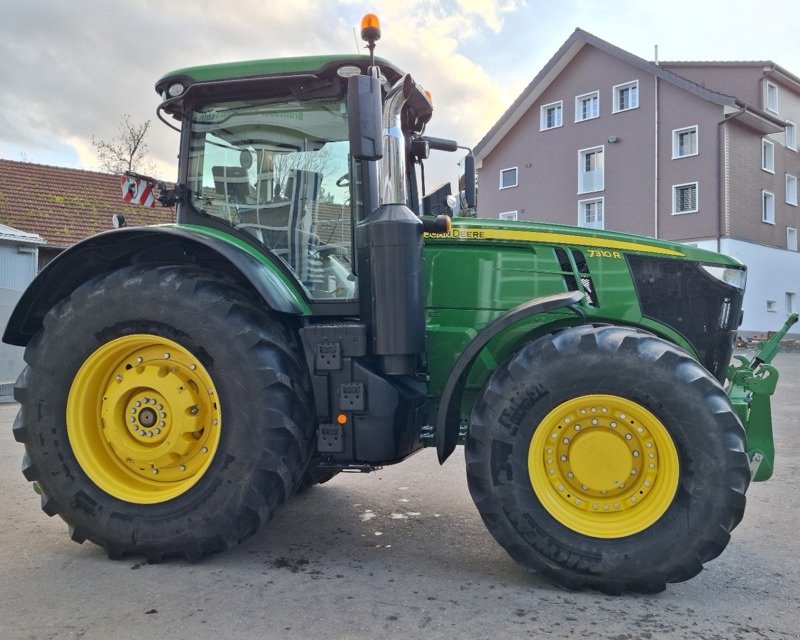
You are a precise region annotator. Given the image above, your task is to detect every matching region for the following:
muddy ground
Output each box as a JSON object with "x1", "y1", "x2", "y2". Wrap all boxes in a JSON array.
[{"x1": 0, "y1": 353, "x2": 798, "y2": 639}]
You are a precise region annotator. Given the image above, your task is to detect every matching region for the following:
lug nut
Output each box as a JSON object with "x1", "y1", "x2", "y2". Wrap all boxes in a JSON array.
[
  {"x1": 189, "y1": 364, "x2": 196, "y2": 370},
  {"x1": 159, "y1": 421, "x2": 165, "y2": 427},
  {"x1": 179, "y1": 465, "x2": 186, "y2": 472},
  {"x1": 154, "y1": 428, "x2": 161, "y2": 435},
  {"x1": 189, "y1": 406, "x2": 199, "y2": 415},
  {"x1": 152, "y1": 468, "x2": 159, "y2": 475},
  {"x1": 115, "y1": 375, "x2": 123, "y2": 382},
  {"x1": 139, "y1": 430, "x2": 146, "y2": 436},
  {"x1": 136, "y1": 357, "x2": 143, "y2": 363},
  {"x1": 163, "y1": 353, "x2": 171, "y2": 359},
  {"x1": 201, "y1": 447, "x2": 208, "y2": 453}
]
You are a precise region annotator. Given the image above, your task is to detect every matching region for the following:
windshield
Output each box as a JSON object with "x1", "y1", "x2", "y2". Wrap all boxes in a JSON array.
[{"x1": 187, "y1": 98, "x2": 356, "y2": 301}]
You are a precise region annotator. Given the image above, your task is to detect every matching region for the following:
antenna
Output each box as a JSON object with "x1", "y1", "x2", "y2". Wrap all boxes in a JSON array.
[
  {"x1": 352, "y1": 27, "x2": 359, "y2": 54},
  {"x1": 654, "y1": 44, "x2": 659, "y2": 66}
]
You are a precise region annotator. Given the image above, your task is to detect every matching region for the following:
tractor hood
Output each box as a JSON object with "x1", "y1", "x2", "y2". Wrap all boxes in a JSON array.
[{"x1": 424, "y1": 218, "x2": 743, "y2": 268}]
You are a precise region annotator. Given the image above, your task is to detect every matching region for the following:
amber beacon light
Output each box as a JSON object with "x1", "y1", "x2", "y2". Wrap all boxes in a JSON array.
[{"x1": 360, "y1": 13, "x2": 381, "y2": 42}]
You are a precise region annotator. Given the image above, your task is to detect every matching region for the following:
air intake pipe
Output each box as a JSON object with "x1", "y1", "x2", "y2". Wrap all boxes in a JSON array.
[{"x1": 357, "y1": 74, "x2": 425, "y2": 375}]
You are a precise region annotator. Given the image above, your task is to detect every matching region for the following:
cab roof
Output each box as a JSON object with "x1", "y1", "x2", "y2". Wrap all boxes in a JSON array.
[{"x1": 155, "y1": 54, "x2": 404, "y2": 96}]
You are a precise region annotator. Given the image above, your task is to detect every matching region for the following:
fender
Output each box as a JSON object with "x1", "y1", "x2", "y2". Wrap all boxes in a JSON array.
[
  {"x1": 3, "y1": 225, "x2": 310, "y2": 347},
  {"x1": 436, "y1": 290, "x2": 584, "y2": 463}
]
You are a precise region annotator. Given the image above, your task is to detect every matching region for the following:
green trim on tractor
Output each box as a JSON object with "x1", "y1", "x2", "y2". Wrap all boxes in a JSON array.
[{"x1": 5, "y1": 13, "x2": 794, "y2": 594}]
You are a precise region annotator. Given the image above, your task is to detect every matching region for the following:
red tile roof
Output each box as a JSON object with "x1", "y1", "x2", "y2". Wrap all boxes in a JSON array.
[{"x1": 0, "y1": 159, "x2": 175, "y2": 248}]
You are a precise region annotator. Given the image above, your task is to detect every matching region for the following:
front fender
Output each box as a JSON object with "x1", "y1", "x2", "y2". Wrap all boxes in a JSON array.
[
  {"x1": 3, "y1": 225, "x2": 310, "y2": 347},
  {"x1": 435, "y1": 290, "x2": 584, "y2": 463}
]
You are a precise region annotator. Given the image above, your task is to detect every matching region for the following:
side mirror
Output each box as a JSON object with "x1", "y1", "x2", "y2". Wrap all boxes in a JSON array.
[
  {"x1": 463, "y1": 154, "x2": 476, "y2": 209},
  {"x1": 347, "y1": 74, "x2": 383, "y2": 161}
]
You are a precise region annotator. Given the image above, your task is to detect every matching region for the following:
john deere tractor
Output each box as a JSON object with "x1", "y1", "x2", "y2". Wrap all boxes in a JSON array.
[{"x1": 5, "y1": 15, "x2": 794, "y2": 593}]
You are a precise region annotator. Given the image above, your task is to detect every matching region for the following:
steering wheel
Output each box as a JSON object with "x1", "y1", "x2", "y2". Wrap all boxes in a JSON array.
[{"x1": 335, "y1": 173, "x2": 350, "y2": 188}]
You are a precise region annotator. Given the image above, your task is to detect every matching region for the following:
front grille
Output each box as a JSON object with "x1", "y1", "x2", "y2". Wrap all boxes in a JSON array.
[{"x1": 627, "y1": 255, "x2": 743, "y2": 380}]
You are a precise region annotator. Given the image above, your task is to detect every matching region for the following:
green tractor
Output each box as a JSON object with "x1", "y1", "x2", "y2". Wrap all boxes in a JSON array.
[{"x1": 5, "y1": 15, "x2": 794, "y2": 593}]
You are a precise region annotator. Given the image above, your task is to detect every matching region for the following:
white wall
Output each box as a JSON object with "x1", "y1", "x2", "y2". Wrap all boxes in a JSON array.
[{"x1": 694, "y1": 238, "x2": 799, "y2": 336}]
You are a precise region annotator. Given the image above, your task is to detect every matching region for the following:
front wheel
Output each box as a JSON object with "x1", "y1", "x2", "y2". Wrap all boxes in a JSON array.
[
  {"x1": 466, "y1": 325, "x2": 750, "y2": 593},
  {"x1": 15, "y1": 266, "x2": 315, "y2": 561}
]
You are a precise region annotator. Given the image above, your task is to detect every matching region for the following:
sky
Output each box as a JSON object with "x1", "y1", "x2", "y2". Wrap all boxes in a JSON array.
[{"x1": 2, "y1": 0, "x2": 800, "y2": 191}]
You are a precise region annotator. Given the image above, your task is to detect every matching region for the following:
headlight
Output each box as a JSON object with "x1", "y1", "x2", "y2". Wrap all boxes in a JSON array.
[{"x1": 701, "y1": 264, "x2": 746, "y2": 290}]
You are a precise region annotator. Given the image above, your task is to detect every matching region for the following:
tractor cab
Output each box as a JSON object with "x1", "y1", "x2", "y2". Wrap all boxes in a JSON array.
[{"x1": 155, "y1": 45, "x2": 446, "y2": 306}]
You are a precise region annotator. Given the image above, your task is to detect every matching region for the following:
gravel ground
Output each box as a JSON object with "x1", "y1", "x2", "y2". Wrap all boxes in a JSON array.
[{"x1": 1, "y1": 353, "x2": 798, "y2": 640}]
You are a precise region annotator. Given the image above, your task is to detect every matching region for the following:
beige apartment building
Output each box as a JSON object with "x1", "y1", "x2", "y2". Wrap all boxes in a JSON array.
[{"x1": 474, "y1": 29, "x2": 799, "y2": 333}]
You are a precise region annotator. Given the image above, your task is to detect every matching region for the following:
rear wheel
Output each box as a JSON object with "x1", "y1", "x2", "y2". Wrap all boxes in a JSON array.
[
  {"x1": 15, "y1": 265, "x2": 315, "y2": 561},
  {"x1": 466, "y1": 325, "x2": 749, "y2": 593}
]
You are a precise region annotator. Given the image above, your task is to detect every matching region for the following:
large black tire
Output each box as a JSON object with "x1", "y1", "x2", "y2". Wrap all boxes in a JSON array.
[
  {"x1": 466, "y1": 325, "x2": 749, "y2": 593},
  {"x1": 14, "y1": 265, "x2": 315, "y2": 561}
]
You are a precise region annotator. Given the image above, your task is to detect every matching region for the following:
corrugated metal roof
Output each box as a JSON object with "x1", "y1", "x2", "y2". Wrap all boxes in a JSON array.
[
  {"x1": 0, "y1": 223, "x2": 43, "y2": 245},
  {"x1": 0, "y1": 159, "x2": 175, "y2": 248}
]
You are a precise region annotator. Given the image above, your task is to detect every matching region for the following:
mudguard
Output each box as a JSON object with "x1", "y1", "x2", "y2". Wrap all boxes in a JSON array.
[
  {"x1": 3, "y1": 225, "x2": 310, "y2": 347},
  {"x1": 436, "y1": 290, "x2": 584, "y2": 463}
]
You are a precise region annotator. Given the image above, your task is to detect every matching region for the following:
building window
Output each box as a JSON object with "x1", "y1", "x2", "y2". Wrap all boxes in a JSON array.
[
  {"x1": 787, "y1": 121, "x2": 797, "y2": 151},
  {"x1": 672, "y1": 182, "x2": 698, "y2": 214},
  {"x1": 498, "y1": 210, "x2": 518, "y2": 221},
  {"x1": 765, "y1": 81, "x2": 779, "y2": 113},
  {"x1": 762, "y1": 190, "x2": 775, "y2": 224},
  {"x1": 575, "y1": 91, "x2": 599, "y2": 122},
  {"x1": 499, "y1": 167, "x2": 518, "y2": 189},
  {"x1": 578, "y1": 197, "x2": 604, "y2": 230},
  {"x1": 540, "y1": 101, "x2": 563, "y2": 130},
  {"x1": 787, "y1": 174, "x2": 798, "y2": 206},
  {"x1": 762, "y1": 138, "x2": 775, "y2": 173},
  {"x1": 788, "y1": 227, "x2": 798, "y2": 251},
  {"x1": 672, "y1": 126, "x2": 698, "y2": 158},
  {"x1": 578, "y1": 146, "x2": 604, "y2": 194},
  {"x1": 787, "y1": 292, "x2": 796, "y2": 315},
  {"x1": 767, "y1": 300, "x2": 777, "y2": 312},
  {"x1": 613, "y1": 80, "x2": 639, "y2": 113}
]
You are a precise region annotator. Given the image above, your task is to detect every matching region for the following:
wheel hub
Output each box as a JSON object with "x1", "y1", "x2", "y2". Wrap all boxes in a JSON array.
[
  {"x1": 529, "y1": 394, "x2": 679, "y2": 538},
  {"x1": 67, "y1": 335, "x2": 222, "y2": 504},
  {"x1": 568, "y1": 431, "x2": 632, "y2": 493}
]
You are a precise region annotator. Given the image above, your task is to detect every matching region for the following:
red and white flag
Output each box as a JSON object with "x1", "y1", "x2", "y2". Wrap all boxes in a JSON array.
[{"x1": 121, "y1": 175, "x2": 156, "y2": 208}]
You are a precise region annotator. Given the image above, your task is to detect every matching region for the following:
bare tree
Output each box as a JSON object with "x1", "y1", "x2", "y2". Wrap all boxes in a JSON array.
[{"x1": 92, "y1": 114, "x2": 153, "y2": 174}]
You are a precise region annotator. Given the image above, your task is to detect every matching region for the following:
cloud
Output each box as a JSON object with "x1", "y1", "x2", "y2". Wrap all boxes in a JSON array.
[
  {"x1": 3, "y1": 0, "x2": 796, "y2": 190},
  {"x1": 0, "y1": 0, "x2": 518, "y2": 188}
]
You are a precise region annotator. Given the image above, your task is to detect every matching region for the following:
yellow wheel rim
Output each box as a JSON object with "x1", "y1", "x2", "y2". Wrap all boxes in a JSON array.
[
  {"x1": 528, "y1": 395, "x2": 679, "y2": 538},
  {"x1": 67, "y1": 335, "x2": 221, "y2": 504}
]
